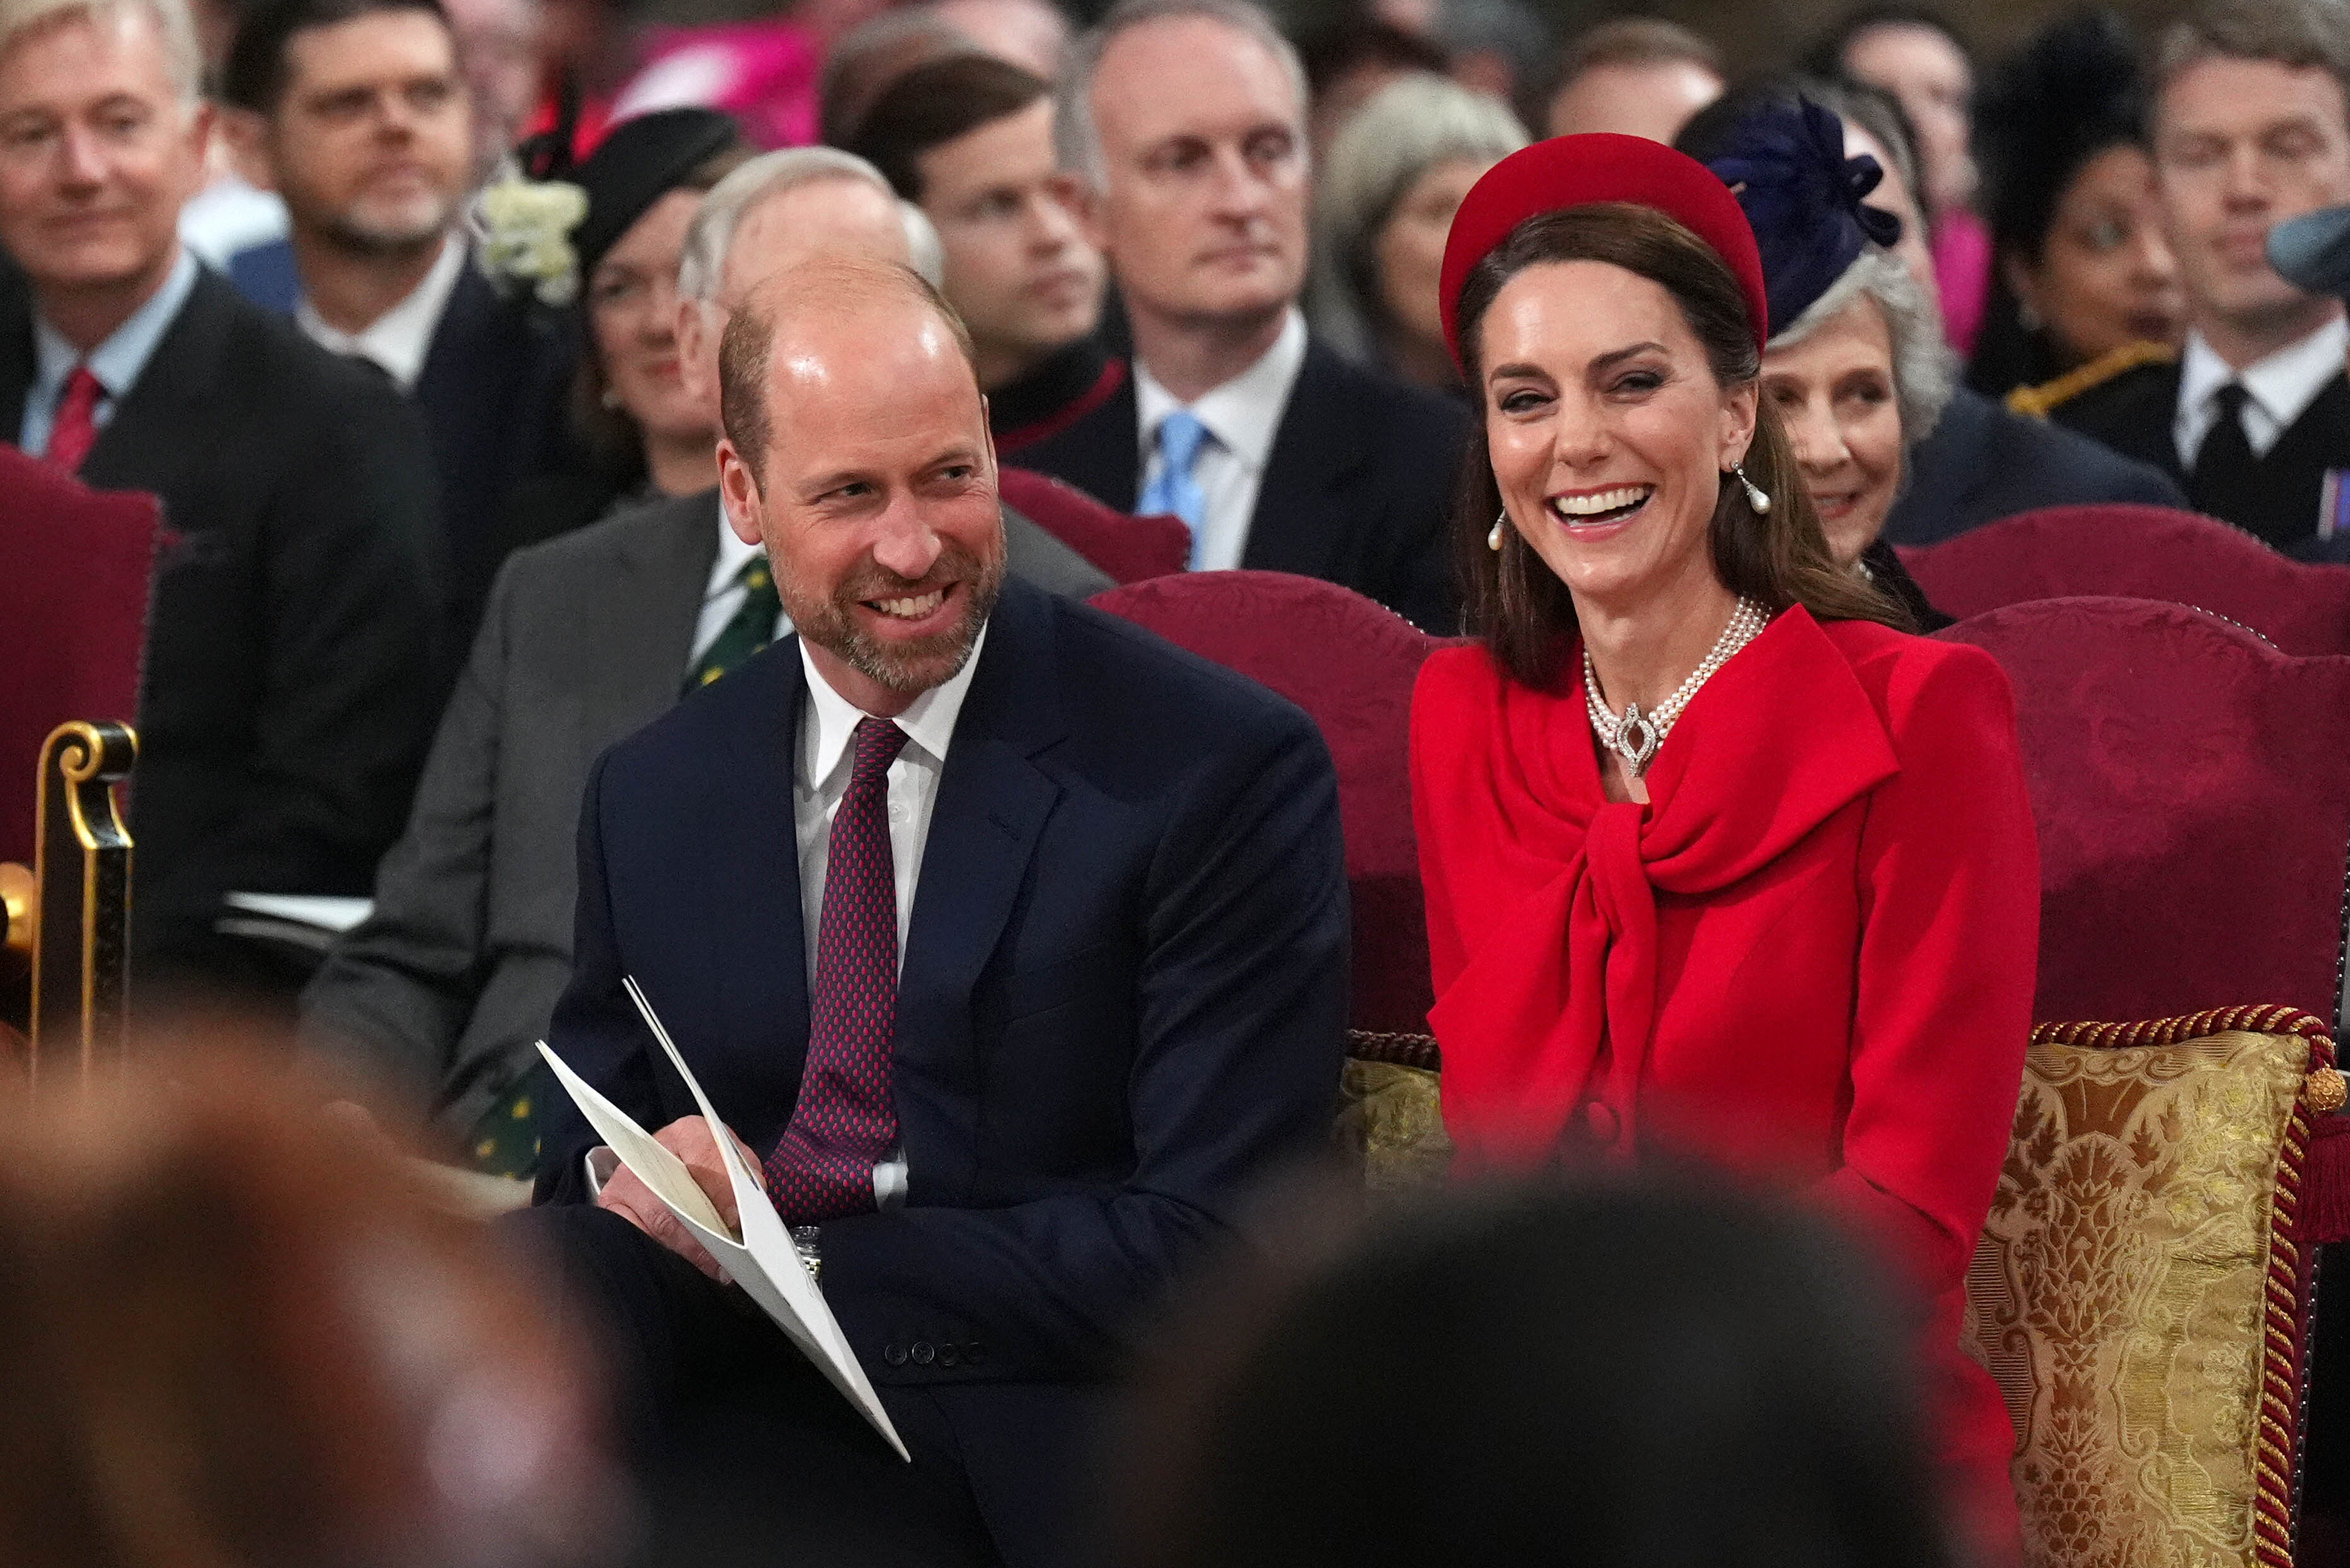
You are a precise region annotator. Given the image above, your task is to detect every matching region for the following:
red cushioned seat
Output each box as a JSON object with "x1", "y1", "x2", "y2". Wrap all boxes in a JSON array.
[
  {"x1": 0, "y1": 447, "x2": 159, "y2": 868},
  {"x1": 999, "y1": 466, "x2": 1189, "y2": 585},
  {"x1": 1901, "y1": 504, "x2": 2350, "y2": 655},
  {"x1": 1091, "y1": 570, "x2": 1446, "y2": 1035}
]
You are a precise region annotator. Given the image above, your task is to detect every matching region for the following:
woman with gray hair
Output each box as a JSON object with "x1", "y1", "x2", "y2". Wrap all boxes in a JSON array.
[
  {"x1": 1693, "y1": 97, "x2": 1956, "y2": 622},
  {"x1": 1309, "y1": 74, "x2": 1529, "y2": 391}
]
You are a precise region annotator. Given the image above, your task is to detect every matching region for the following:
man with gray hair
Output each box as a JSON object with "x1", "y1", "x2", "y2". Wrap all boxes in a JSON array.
[
  {"x1": 0, "y1": 0, "x2": 443, "y2": 1008},
  {"x1": 1009, "y1": 0, "x2": 1470, "y2": 633},
  {"x1": 301, "y1": 142, "x2": 1103, "y2": 1152}
]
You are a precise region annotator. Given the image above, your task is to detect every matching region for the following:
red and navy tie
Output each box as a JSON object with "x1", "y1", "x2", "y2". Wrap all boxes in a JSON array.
[{"x1": 767, "y1": 715, "x2": 908, "y2": 1219}]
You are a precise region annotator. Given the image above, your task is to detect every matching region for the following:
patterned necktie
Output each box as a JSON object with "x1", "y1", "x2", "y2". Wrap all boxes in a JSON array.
[
  {"x1": 766, "y1": 715, "x2": 909, "y2": 1221},
  {"x1": 685, "y1": 553, "x2": 782, "y2": 691},
  {"x1": 45, "y1": 366, "x2": 104, "y2": 474},
  {"x1": 1139, "y1": 409, "x2": 1212, "y2": 569}
]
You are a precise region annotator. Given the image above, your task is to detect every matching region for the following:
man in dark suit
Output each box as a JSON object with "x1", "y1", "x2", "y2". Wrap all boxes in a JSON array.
[
  {"x1": 517, "y1": 258, "x2": 1346, "y2": 1566},
  {"x1": 219, "y1": 0, "x2": 573, "y2": 639},
  {"x1": 0, "y1": 0, "x2": 440, "y2": 1005},
  {"x1": 2042, "y1": 0, "x2": 2350, "y2": 554},
  {"x1": 1009, "y1": 0, "x2": 1469, "y2": 633}
]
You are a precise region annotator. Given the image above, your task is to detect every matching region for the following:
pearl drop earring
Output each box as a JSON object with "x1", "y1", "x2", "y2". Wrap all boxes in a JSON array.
[
  {"x1": 1488, "y1": 510, "x2": 1506, "y2": 551},
  {"x1": 1733, "y1": 463, "x2": 1771, "y2": 514}
]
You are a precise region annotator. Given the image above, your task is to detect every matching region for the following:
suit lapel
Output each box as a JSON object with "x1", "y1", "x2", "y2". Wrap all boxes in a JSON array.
[
  {"x1": 894, "y1": 579, "x2": 1067, "y2": 1199},
  {"x1": 79, "y1": 271, "x2": 231, "y2": 499},
  {"x1": 576, "y1": 488, "x2": 724, "y2": 737},
  {"x1": 1242, "y1": 341, "x2": 1370, "y2": 577},
  {"x1": 0, "y1": 268, "x2": 32, "y2": 441}
]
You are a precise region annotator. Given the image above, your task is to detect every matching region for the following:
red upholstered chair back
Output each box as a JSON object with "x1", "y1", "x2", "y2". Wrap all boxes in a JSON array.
[
  {"x1": 1090, "y1": 571, "x2": 1445, "y2": 1034},
  {"x1": 0, "y1": 449, "x2": 159, "y2": 867},
  {"x1": 1939, "y1": 596, "x2": 2350, "y2": 1028},
  {"x1": 998, "y1": 467, "x2": 1189, "y2": 585},
  {"x1": 1901, "y1": 504, "x2": 2350, "y2": 655}
]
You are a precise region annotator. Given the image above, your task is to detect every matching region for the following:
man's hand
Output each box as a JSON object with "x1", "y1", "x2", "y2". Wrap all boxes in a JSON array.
[{"x1": 593, "y1": 1116, "x2": 768, "y2": 1281}]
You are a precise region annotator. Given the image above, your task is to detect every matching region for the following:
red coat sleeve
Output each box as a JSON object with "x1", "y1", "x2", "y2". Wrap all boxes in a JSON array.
[{"x1": 1817, "y1": 638, "x2": 2038, "y2": 1297}]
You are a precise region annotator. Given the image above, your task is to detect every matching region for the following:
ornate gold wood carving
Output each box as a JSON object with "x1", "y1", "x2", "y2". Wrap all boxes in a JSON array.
[{"x1": 26, "y1": 721, "x2": 136, "y2": 1085}]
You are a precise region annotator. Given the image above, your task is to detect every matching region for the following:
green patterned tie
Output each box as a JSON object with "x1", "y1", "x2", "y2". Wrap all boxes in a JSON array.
[{"x1": 686, "y1": 553, "x2": 782, "y2": 691}]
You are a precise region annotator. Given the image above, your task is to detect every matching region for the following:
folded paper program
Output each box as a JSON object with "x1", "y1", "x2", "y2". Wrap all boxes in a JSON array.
[{"x1": 536, "y1": 976, "x2": 910, "y2": 1460}]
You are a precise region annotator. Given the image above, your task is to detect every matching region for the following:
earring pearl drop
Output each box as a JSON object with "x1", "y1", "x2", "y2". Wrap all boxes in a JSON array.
[
  {"x1": 1488, "y1": 510, "x2": 1505, "y2": 551},
  {"x1": 1733, "y1": 464, "x2": 1771, "y2": 514}
]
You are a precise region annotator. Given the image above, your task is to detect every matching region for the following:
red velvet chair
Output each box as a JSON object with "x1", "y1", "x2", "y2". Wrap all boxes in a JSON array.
[
  {"x1": 1000, "y1": 466, "x2": 1189, "y2": 585},
  {"x1": 1901, "y1": 504, "x2": 2350, "y2": 655},
  {"x1": 1938, "y1": 596, "x2": 2350, "y2": 1245},
  {"x1": 1089, "y1": 570, "x2": 1447, "y2": 1035}
]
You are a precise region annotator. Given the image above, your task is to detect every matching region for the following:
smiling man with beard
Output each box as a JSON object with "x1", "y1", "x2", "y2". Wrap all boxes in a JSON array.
[{"x1": 515, "y1": 257, "x2": 1349, "y2": 1568}]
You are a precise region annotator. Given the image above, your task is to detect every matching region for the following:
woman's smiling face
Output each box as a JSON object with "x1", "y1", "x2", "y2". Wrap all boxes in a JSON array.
[
  {"x1": 1760, "y1": 294, "x2": 1902, "y2": 563},
  {"x1": 1479, "y1": 259, "x2": 1756, "y2": 611}
]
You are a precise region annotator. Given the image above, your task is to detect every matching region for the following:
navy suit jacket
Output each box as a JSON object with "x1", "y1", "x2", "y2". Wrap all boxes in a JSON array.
[
  {"x1": 1883, "y1": 386, "x2": 2186, "y2": 547},
  {"x1": 1004, "y1": 335, "x2": 1470, "y2": 633},
  {"x1": 534, "y1": 575, "x2": 1348, "y2": 1555}
]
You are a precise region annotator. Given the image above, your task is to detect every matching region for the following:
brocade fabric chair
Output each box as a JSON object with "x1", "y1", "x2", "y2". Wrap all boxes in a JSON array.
[
  {"x1": 999, "y1": 466, "x2": 1190, "y2": 585},
  {"x1": 1088, "y1": 570, "x2": 1446, "y2": 1038},
  {"x1": 1899, "y1": 505, "x2": 2350, "y2": 656}
]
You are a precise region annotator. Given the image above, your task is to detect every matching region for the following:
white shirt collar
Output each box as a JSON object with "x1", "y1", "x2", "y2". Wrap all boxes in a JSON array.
[
  {"x1": 295, "y1": 233, "x2": 468, "y2": 391},
  {"x1": 1133, "y1": 308, "x2": 1308, "y2": 472},
  {"x1": 796, "y1": 618, "x2": 989, "y2": 788},
  {"x1": 705, "y1": 497, "x2": 766, "y2": 600},
  {"x1": 2178, "y1": 315, "x2": 2350, "y2": 437}
]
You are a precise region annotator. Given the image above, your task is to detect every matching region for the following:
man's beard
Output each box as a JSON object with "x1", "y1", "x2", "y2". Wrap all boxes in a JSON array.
[
  {"x1": 781, "y1": 537, "x2": 1007, "y2": 696},
  {"x1": 316, "y1": 195, "x2": 458, "y2": 259}
]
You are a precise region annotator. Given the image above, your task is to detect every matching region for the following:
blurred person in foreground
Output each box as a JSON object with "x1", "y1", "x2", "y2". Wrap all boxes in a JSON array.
[
  {"x1": 1969, "y1": 8, "x2": 2183, "y2": 406},
  {"x1": 1309, "y1": 72, "x2": 1527, "y2": 394},
  {"x1": 0, "y1": 0, "x2": 441, "y2": 1011},
  {"x1": 0, "y1": 1049, "x2": 623, "y2": 1568},
  {"x1": 1013, "y1": 0, "x2": 1471, "y2": 633},
  {"x1": 513, "y1": 257, "x2": 1346, "y2": 1567},
  {"x1": 219, "y1": 0, "x2": 577, "y2": 645},
  {"x1": 848, "y1": 53, "x2": 1114, "y2": 448},
  {"x1": 1682, "y1": 76, "x2": 2185, "y2": 545},
  {"x1": 1809, "y1": 4, "x2": 1989, "y2": 354},
  {"x1": 1412, "y1": 134, "x2": 2034, "y2": 1560},
  {"x1": 1120, "y1": 1182, "x2": 1955, "y2": 1568},
  {"x1": 1542, "y1": 16, "x2": 1721, "y2": 145},
  {"x1": 304, "y1": 143, "x2": 1103, "y2": 1173},
  {"x1": 496, "y1": 107, "x2": 752, "y2": 544},
  {"x1": 2042, "y1": 0, "x2": 2350, "y2": 556},
  {"x1": 1696, "y1": 97, "x2": 1955, "y2": 624}
]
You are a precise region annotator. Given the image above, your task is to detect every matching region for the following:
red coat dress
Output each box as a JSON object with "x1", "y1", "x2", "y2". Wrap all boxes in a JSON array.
[{"x1": 1411, "y1": 606, "x2": 2037, "y2": 1553}]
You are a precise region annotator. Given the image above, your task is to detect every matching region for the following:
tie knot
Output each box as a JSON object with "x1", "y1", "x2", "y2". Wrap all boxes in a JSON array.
[
  {"x1": 850, "y1": 716, "x2": 908, "y2": 785},
  {"x1": 2214, "y1": 381, "x2": 2250, "y2": 415},
  {"x1": 62, "y1": 365, "x2": 102, "y2": 401},
  {"x1": 1156, "y1": 410, "x2": 1210, "y2": 471}
]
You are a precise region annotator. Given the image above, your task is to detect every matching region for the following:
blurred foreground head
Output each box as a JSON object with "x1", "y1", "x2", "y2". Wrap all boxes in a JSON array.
[
  {"x1": 0, "y1": 1049, "x2": 627, "y2": 1568},
  {"x1": 1121, "y1": 1180, "x2": 1954, "y2": 1568}
]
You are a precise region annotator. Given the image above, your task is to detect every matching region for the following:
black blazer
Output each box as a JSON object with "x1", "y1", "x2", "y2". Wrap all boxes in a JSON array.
[
  {"x1": 0, "y1": 266, "x2": 443, "y2": 997},
  {"x1": 410, "y1": 263, "x2": 577, "y2": 642},
  {"x1": 1884, "y1": 386, "x2": 2186, "y2": 548},
  {"x1": 1004, "y1": 335, "x2": 1471, "y2": 631},
  {"x1": 535, "y1": 575, "x2": 1348, "y2": 1564},
  {"x1": 2049, "y1": 360, "x2": 2350, "y2": 553}
]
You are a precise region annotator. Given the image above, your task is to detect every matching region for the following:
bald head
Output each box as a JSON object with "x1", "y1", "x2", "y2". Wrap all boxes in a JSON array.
[{"x1": 723, "y1": 175, "x2": 911, "y2": 304}]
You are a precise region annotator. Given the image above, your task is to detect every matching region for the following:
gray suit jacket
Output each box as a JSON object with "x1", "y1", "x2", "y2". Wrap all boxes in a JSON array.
[{"x1": 299, "y1": 487, "x2": 1111, "y2": 1136}]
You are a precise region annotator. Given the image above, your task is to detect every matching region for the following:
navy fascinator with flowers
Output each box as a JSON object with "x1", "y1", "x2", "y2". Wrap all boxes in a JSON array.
[{"x1": 1702, "y1": 98, "x2": 1902, "y2": 337}]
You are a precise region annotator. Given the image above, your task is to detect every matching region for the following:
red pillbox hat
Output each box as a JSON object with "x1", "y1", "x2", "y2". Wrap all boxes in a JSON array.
[{"x1": 1438, "y1": 133, "x2": 1771, "y2": 371}]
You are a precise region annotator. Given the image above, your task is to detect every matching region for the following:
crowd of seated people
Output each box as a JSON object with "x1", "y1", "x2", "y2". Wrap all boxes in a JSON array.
[{"x1": 7, "y1": 0, "x2": 2350, "y2": 1560}]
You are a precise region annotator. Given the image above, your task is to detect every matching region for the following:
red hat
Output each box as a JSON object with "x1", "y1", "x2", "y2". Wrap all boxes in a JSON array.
[{"x1": 1438, "y1": 133, "x2": 1771, "y2": 371}]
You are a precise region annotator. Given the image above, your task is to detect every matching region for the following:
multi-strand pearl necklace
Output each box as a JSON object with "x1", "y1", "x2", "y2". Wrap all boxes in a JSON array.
[{"x1": 1583, "y1": 597, "x2": 1770, "y2": 777}]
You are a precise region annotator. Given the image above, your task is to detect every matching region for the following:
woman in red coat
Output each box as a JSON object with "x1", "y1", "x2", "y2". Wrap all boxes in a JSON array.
[{"x1": 1411, "y1": 134, "x2": 2037, "y2": 1562}]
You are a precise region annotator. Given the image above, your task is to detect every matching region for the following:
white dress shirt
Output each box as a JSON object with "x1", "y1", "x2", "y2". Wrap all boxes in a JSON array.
[
  {"x1": 19, "y1": 248, "x2": 199, "y2": 458},
  {"x1": 296, "y1": 233, "x2": 468, "y2": 391},
  {"x1": 2173, "y1": 314, "x2": 2350, "y2": 470},
  {"x1": 692, "y1": 503, "x2": 784, "y2": 667},
  {"x1": 1134, "y1": 309, "x2": 1309, "y2": 570}
]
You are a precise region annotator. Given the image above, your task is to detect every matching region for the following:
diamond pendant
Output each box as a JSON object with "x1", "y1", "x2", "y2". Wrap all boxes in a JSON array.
[{"x1": 1616, "y1": 703, "x2": 1660, "y2": 775}]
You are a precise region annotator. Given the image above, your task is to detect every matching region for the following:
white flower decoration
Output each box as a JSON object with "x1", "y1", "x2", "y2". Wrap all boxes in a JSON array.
[{"x1": 471, "y1": 171, "x2": 591, "y2": 308}]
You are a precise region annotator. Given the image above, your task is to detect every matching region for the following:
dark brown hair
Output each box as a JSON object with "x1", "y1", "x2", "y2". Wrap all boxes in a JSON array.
[
  {"x1": 1452, "y1": 203, "x2": 1911, "y2": 689},
  {"x1": 848, "y1": 53, "x2": 1053, "y2": 203}
]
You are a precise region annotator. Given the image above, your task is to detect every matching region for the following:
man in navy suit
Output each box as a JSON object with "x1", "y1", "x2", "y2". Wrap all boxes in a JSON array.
[
  {"x1": 1007, "y1": 0, "x2": 1469, "y2": 633},
  {"x1": 521, "y1": 257, "x2": 1349, "y2": 1567},
  {"x1": 219, "y1": 0, "x2": 572, "y2": 641}
]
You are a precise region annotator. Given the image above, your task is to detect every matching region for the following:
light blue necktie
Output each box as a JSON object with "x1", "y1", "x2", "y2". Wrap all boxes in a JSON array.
[{"x1": 1140, "y1": 410, "x2": 1212, "y2": 570}]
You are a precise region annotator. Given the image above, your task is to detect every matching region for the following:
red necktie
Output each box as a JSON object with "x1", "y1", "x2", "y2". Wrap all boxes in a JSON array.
[
  {"x1": 767, "y1": 716, "x2": 908, "y2": 1220},
  {"x1": 44, "y1": 366, "x2": 103, "y2": 473}
]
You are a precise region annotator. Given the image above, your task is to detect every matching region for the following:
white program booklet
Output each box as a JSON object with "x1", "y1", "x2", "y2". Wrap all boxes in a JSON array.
[{"x1": 536, "y1": 976, "x2": 909, "y2": 1460}]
